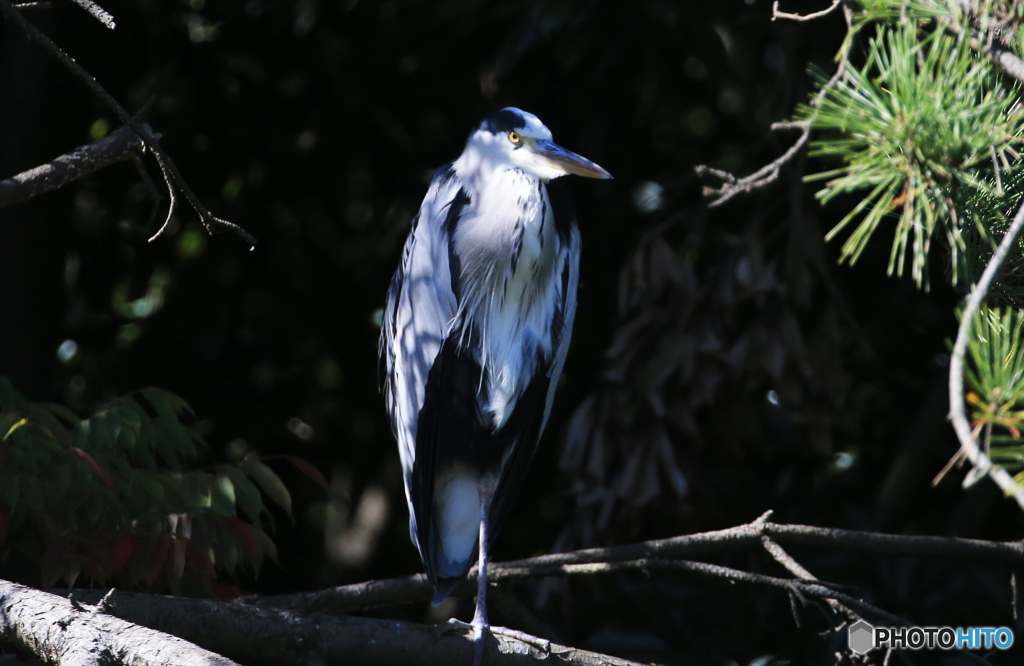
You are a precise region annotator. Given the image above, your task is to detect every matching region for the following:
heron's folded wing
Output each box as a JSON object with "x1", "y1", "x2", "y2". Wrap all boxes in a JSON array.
[{"x1": 380, "y1": 165, "x2": 464, "y2": 546}]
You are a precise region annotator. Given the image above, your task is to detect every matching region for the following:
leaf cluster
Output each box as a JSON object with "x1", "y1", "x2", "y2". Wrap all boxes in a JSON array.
[
  {"x1": 0, "y1": 378, "x2": 303, "y2": 596},
  {"x1": 962, "y1": 307, "x2": 1024, "y2": 483},
  {"x1": 801, "y1": 22, "x2": 1024, "y2": 289}
]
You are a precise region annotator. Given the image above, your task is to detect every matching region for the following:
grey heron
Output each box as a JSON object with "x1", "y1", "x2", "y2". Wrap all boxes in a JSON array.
[{"x1": 380, "y1": 107, "x2": 611, "y2": 660}]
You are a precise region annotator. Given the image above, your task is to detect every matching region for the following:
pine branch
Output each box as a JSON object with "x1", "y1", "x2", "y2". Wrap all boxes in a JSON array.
[{"x1": 948, "y1": 198, "x2": 1024, "y2": 511}]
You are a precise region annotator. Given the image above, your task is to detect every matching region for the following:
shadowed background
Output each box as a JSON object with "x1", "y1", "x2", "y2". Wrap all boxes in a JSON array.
[{"x1": 1, "y1": 1, "x2": 1019, "y2": 664}]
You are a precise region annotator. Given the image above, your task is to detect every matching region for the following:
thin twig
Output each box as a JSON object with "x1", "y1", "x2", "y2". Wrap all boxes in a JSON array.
[
  {"x1": 948, "y1": 199, "x2": 1024, "y2": 511},
  {"x1": 771, "y1": 119, "x2": 810, "y2": 131},
  {"x1": 66, "y1": 0, "x2": 114, "y2": 29},
  {"x1": 771, "y1": 0, "x2": 841, "y2": 22},
  {"x1": 0, "y1": 0, "x2": 255, "y2": 246},
  {"x1": 761, "y1": 535, "x2": 856, "y2": 621},
  {"x1": 131, "y1": 153, "x2": 163, "y2": 229},
  {"x1": 696, "y1": 3, "x2": 854, "y2": 207}
]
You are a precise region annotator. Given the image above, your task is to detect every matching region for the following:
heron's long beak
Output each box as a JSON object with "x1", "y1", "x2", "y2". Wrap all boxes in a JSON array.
[{"x1": 528, "y1": 139, "x2": 612, "y2": 179}]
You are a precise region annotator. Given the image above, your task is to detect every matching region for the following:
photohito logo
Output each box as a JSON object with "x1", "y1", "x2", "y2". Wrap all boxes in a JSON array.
[{"x1": 848, "y1": 620, "x2": 1014, "y2": 654}]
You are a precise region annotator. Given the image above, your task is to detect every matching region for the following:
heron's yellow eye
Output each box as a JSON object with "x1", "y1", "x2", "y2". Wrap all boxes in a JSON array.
[{"x1": 508, "y1": 131, "x2": 521, "y2": 144}]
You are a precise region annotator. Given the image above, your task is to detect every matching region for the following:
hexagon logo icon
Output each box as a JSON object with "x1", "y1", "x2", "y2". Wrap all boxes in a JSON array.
[{"x1": 848, "y1": 620, "x2": 875, "y2": 654}]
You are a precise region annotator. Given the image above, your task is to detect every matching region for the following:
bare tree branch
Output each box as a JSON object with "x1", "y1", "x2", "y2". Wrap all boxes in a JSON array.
[
  {"x1": 771, "y1": 0, "x2": 841, "y2": 23},
  {"x1": 0, "y1": 0, "x2": 255, "y2": 246},
  {"x1": 0, "y1": 580, "x2": 238, "y2": 666},
  {"x1": 0, "y1": 124, "x2": 147, "y2": 208},
  {"x1": 761, "y1": 535, "x2": 856, "y2": 621},
  {"x1": 66, "y1": 0, "x2": 113, "y2": 29},
  {"x1": 60, "y1": 588, "x2": 644, "y2": 666},
  {"x1": 696, "y1": 3, "x2": 853, "y2": 207},
  {"x1": 248, "y1": 513, "x2": 1024, "y2": 615}
]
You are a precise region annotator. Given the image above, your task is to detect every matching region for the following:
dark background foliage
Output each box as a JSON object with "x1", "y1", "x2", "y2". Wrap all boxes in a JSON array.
[{"x1": 1, "y1": 0, "x2": 1021, "y2": 664}]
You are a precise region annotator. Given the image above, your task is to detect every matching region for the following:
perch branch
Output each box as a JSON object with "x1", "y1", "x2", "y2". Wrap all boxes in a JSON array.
[
  {"x1": 0, "y1": 580, "x2": 238, "y2": 666},
  {"x1": 948, "y1": 200, "x2": 1024, "y2": 511},
  {"x1": 248, "y1": 512, "x2": 1024, "y2": 614},
  {"x1": 64, "y1": 554, "x2": 993, "y2": 666},
  {"x1": 58, "y1": 588, "x2": 643, "y2": 666},
  {"x1": 0, "y1": 124, "x2": 148, "y2": 208},
  {"x1": 0, "y1": 0, "x2": 254, "y2": 245}
]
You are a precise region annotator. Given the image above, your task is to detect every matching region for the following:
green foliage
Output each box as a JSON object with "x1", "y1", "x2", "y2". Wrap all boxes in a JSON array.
[
  {"x1": 954, "y1": 166, "x2": 1024, "y2": 305},
  {"x1": 802, "y1": 23, "x2": 1024, "y2": 289},
  {"x1": 962, "y1": 307, "x2": 1024, "y2": 483},
  {"x1": 0, "y1": 377, "x2": 306, "y2": 596}
]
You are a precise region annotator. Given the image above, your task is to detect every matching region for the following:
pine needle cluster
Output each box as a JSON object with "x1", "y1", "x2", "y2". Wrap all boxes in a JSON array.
[
  {"x1": 964, "y1": 306, "x2": 1024, "y2": 482},
  {"x1": 802, "y1": 22, "x2": 1024, "y2": 291}
]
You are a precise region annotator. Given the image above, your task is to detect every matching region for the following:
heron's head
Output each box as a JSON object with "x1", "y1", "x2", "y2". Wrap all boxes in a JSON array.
[{"x1": 459, "y1": 107, "x2": 612, "y2": 182}]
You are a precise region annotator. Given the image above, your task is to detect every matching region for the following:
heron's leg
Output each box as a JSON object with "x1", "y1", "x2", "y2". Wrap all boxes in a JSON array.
[{"x1": 472, "y1": 476, "x2": 496, "y2": 666}]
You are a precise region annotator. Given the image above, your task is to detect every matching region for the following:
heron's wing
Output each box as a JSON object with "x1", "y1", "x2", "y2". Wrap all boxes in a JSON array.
[
  {"x1": 381, "y1": 165, "x2": 463, "y2": 547},
  {"x1": 411, "y1": 329, "x2": 491, "y2": 599}
]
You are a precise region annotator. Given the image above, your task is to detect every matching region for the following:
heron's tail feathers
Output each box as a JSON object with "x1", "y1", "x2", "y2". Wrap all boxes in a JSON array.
[{"x1": 431, "y1": 575, "x2": 464, "y2": 606}]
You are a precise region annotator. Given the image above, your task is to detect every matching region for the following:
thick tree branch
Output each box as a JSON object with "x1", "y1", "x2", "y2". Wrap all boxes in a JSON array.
[
  {"x1": 61, "y1": 589, "x2": 642, "y2": 666},
  {"x1": 66, "y1": 550, "x2": 994, "y2": 666},
  {"x1": 0, "y1": 580, "x2": 237, "y2": 666},
  {"x1": 0, "y1": 124, "x2": 147, "y2": 208},
  {"x1": 0, "y1": 0, "x2": 254, "y2": 245},
  {"x1": 249, "y1": 513, "x2": 1024, "y2": 614}
]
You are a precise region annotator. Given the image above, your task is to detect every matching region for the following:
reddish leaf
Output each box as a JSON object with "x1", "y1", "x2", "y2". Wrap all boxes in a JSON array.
[
  {"x1": 41, "y1": 533, "x2": 76, "y2": 588},
  {"x1": 172, "y1": 537, "x2": 186, "y2": 583},
  {"x1": 225, "y1": 516, "x2": 255, "y2": 555},
  {"x1": 264, "y1": 454, "x2": 329, "y2": 493},
  {"x1": 110, "y1": 534, "x2": 136, "y2": 571},
  {"x1": 214, "y1": 583, "x2": 241, "y2": 601},
  {"x1": 252, "y1": 526, "x2": 279, "y2": 565},
  {"x1": 145, "y1": 536, "x2": 172, "y2": 585},
  {"x1": 76, "y1": 552, "x2": 108, "y2": 583},
  {"x1": 185, "y1": 538, "x2": 214, "y2": 574},
  {"x1": 73, "y1": 447, "x2": 115, "y2": 491},
  {"x1": 79, "y1": 536, "x2": 113, "y2": 582}
]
